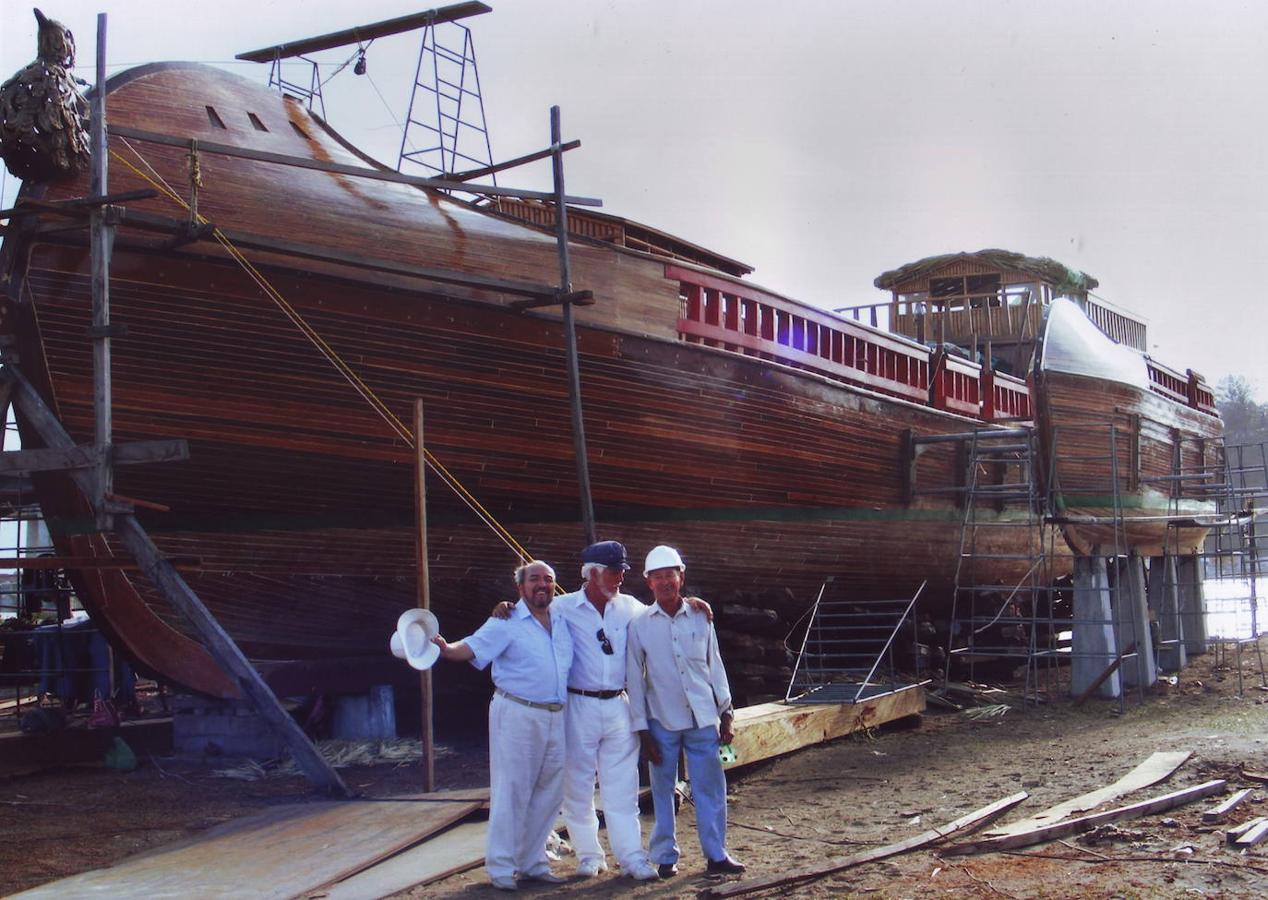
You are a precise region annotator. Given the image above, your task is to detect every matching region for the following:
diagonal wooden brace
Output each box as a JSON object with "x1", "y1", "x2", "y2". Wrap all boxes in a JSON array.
[{"x1": 2, "y1": 363, "x2": 350, "y2": 796}]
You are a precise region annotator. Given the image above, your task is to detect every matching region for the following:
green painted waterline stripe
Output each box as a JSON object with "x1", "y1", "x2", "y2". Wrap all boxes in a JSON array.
[{"x1": 45, "y1": 501, "x2": 1025, "y2": 537}]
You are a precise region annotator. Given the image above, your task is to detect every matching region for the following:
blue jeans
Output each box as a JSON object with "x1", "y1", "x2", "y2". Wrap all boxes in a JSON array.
[{"x1": 647, "y1": 718, "x2": 728, "y2": 865}]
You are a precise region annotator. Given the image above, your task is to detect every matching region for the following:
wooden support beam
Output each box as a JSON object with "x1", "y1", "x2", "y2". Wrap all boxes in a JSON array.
[
  {"x1": 414, "y1": 399, "x2": 435, "y2": 793},
  {"x1": 0, "y1": 188, "x2": 157, "y2": 219},
  {"x1": 1073, "y1": 642, "x2": 1135, "y2": 707},
  {"x1": 1233, "y1": 818, "x2": 1268, "y2": 847},
  {"x1": 1226, "y1": 816, "x2": 1268, "y2": 844},
  {"x1": 945, "y1": 779, "x2": 1227, "y2": 855},
  {"x1": 704, "y1": 791, "x2": 1028, "y2": 898},
  {"x1": 0, "y1": 439, "x2": 189, "y2": 475},
  {"x1": 236, "y1": 2, "x2": 491, "y2": 61},
  {"x1": 551, "y1": 106, "x2": 596, "y2": 546},
  {"x1": 449, "y1": 139, "x2": 580, "y2": 183},
  {"x1": 108, "y1": 125, "x2": 602, "y2": 207},
  {"x1": 508, "y1": 290, "x2": 595, "y2": 312},
  {"x1": 981, "y1": 751, "x2": 1191, "y2": 838},
  {"x1": 0, "y1": 555, "x2": 200, "y2": 570},
  {"x1": 3, "y1": 363, "x2": 349, "y2": 796},
  {"x1": 728, "y1": 684, "x2": 925, "y2": 770},
  {"x1": 114, "y1": 517, "x2": 349, "y2": 796},
  {"x1": 1202, "y1": 788, "x2": 1252, "y2": 824}
]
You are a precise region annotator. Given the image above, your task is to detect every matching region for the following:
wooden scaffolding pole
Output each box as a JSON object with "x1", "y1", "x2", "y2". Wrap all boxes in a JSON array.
[
  {"x1": 414, "y1": 399, "x2": 435, "y2": 791},
  {"x1": 552, "y1": 106, "x2": 597, "y2": 545}
]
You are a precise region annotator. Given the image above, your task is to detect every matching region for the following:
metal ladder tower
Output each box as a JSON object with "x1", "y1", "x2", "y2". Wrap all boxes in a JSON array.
[
  {"x1": 1197, "y1": 440, "x2": 1267, "y2": 693},
  {"x1": 943, "y1": 426, "x2": 1062, "y2": 703},
  {"x1": 398, "y1": 17, "x2": 495, "y2": 181}
]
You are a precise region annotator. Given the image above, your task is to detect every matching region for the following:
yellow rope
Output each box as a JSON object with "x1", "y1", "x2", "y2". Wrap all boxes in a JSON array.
[{"x1": 108, "y1": 142, "x2": 539, "y2": 565}]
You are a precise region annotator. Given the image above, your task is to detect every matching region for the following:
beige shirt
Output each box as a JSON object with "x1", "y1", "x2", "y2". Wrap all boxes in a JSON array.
[{"x1": 626, "y1": 598, "x2": 732, "y2": 732}]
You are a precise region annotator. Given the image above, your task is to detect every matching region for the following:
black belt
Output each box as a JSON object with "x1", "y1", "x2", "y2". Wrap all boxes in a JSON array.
[{"x1": 568, "y1": 687, "x2": 624, "y2": 699}]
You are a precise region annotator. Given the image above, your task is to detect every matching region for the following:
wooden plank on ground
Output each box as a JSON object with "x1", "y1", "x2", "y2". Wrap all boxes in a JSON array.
[
  {"x1": 728, "y1": 685, "x2": 925, "y2": 771},
  {"x1": 9, "y1": 797, "x2": 481, "y2": 900},
  {"x1": 323, "y1": 821, "x2": 486, "y2": 900},
  {"x1": 981, "y1": 750, "x2": 1191, "y2": 838},
  {"x1": 704, "y1": 791, "x2": 1028, "y2": 898},
  {"x1": 946, "y1": 779, "x2": 1227, "y2": 855},
  {"x1": 1226, "y1": 816, "x2": 1268, "y2": 844},
  {"x1": 1234, "y1": 819, "x2": 1268, "y2": 847},
  {"x1": 1203, "y1": 788, "x2": 1252, "y2": 824}
]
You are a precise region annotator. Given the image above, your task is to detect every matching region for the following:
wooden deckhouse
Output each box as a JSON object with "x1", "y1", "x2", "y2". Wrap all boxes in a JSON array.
[{"x1": 870, "y1": 249, "x2": 1146, "y2": 376}]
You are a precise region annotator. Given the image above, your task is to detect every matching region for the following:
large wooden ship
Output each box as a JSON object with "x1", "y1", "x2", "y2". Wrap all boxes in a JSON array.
[{"x1": 0, "y1": 60, "x2": 1221, "y2": 699}]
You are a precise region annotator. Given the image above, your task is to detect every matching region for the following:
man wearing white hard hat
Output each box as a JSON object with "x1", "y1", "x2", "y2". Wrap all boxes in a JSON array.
[
  {"x1": 626, "y1": 545, "x2": 745, "y2": 878},
  {"x1": 432, "y1": 560, "x2": 573, "y2": 891}
]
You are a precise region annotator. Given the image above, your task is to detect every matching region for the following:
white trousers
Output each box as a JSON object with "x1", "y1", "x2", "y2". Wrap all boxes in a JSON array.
[
  {"x1": 487, "y1": 693, "x2": 566, "y2": 880},
  {"x1": 562, "y1": 693, "x2": 646, "y2": 870}
]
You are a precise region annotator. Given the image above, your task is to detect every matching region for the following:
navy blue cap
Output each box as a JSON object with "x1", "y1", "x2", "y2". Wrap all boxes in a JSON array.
[{"x1": 581, "y1": 540, "x2": 630, "y2": 571}]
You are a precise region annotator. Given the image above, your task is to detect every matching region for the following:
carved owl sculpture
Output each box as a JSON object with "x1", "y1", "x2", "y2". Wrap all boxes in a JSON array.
[{"x1": 0, "y1": 8, "x2": 91, "y2": 182}]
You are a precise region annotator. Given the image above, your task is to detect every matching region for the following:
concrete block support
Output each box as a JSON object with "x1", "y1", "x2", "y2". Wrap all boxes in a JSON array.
[
  {"x1": 1177, "y1": 554, "x2": 1208, "y2": 655},
  {"x1": 1071, "y1": 554, "x2": 1120, "y2": 699},
  {"x1": 331, "y1": 685, "x2": 396, "y2": 740},
  {"x1": 1114, "y1": 553, "x2": 1157, "y2": 689},
  {"x1": 1150, "y1": 554, "x2": 1187, "y2": 673}
]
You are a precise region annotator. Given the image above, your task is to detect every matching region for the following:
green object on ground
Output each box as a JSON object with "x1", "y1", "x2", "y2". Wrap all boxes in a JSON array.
[{"x1": 104, "y1": 736, "x2": 137, "y2": 771}]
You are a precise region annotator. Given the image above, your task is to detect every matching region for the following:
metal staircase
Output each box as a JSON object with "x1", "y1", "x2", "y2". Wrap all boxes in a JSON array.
[{"x1": 786, "y1": 579, "x2": 926, "y2": 704}]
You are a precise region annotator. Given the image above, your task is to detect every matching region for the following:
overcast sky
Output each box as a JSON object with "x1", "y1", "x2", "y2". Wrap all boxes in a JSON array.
[{"x1": 4, "y1": 0, "x2": 1267, "y2": 397}]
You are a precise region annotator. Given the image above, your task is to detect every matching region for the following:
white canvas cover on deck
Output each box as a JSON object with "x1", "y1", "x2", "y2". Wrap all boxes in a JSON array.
[{"x1": 1038, "y1": 298, "x2": 1150, "y2": 389}]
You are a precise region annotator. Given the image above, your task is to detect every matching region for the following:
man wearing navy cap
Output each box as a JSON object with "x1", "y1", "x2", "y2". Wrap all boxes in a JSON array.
[{"x1": 556, "y1": 540, "x2": 659, "y2": 880}]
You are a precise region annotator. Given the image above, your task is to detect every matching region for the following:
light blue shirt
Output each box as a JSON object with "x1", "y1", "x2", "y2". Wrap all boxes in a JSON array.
[
  {"x1": 556, "y1": 588, "x2": 644, "y2": 692},
  {"x1": 626, "y1": 599, "x2": 732, "y2": 732},
  {"x1": 464, "y1": 598, "x2": 573, "y2": 704}
]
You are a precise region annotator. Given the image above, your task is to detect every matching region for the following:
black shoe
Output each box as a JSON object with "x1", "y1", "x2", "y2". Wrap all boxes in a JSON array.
[
  {"x1": 706, "y1": 856, "x2": 746, "y2": 875},
  {"x1": 657, "y1": 863, "x2": 678, "y2": 879}
]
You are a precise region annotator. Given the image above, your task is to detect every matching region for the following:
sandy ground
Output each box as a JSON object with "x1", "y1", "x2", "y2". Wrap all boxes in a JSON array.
[{"x1": 4, "y1": 640, "x2": 1268, "y2": 899}]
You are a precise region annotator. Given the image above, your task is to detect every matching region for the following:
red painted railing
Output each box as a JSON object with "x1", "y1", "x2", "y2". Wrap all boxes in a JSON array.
[
  {"x1": 670, "y1": 266, "x2": 1216, "y2": 423},
  {"x1": 983, "y1": 370, "x2": 1032, "y2": 421},
  {"x1": 670, "y1": 265, "x2": 932, "y2": 405}
]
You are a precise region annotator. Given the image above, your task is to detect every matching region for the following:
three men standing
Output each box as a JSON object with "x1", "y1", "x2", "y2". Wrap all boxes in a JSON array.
[
  {"x1": 433, "y1": 560, "x2": 573, "y2": 891},
  {"x1": 626, "y1": 545, "x2": 746, "y2": 877}
]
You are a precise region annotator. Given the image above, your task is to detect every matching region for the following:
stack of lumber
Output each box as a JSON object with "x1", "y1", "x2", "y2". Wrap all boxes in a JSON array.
[{"x1": 713, "y1": 595, "x2": 793, "y2": 703}]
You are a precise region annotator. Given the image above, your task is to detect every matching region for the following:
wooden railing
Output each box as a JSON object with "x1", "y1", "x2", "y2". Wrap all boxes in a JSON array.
[
  {"x1": 671, "y1": 266, "x2": 1215, "y2": 423},
  {"x1": 983, "y1": 370, "x2": 1032, "y2": 421},
  {"x1": 1147, "y1": 360, "x2": 1217, "y2": 415}
]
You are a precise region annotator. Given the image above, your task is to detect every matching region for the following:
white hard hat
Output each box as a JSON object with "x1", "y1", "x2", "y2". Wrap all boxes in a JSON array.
[{"x1": 643, "y1": 545, "x2": 685, "y2": 577}]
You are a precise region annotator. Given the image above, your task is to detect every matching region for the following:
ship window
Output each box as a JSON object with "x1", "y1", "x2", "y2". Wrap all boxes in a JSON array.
[
  {"x1": 205, "y1": 106, "x2": 226, "y2": 129},
  {"x1": 930, "y1": 277, "x2": 963, "y2": 298},
  {"x1": 965, "y1": 274, "x2": 1001, "y2": 295},
  {"x1": 248, "y1": 112, "x2": 269, "y2": 132}
]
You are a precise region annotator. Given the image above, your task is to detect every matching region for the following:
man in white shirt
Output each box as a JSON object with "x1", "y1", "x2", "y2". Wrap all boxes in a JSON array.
[
  {"x1": 433, "y1": 560, "x2": 573, "y2": 892},
  {"x1": 626, "y1": 545, "x2": 746, "y2": 878},
  {"x1": 555, "y1": 541, "x2": 658, "y2": 881}
]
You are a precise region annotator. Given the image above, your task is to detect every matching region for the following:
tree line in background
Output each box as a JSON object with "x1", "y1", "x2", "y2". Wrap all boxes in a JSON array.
[{"x1": 1217, "y1": 375, "x2": 1268, "y2": 448}]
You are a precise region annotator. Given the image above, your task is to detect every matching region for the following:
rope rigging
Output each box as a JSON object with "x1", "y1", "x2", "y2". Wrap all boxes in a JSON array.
[{"x1": 110, "y1": 137, "x2": 539, "y2": 566}]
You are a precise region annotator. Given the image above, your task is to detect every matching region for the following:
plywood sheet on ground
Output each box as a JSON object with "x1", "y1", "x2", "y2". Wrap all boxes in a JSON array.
[
  {"x1": 980, "y1": 750, "x2": 1191, "y2": 838},
  {"x1": 728, "y1": 685, "x2": 925, "y2": 770},
  {"x1": 10, "y1": 796, "x2": 482, "y2": 900},
  {"x1": 323, "y1": 821, "x2": 486, "y2": 900}
]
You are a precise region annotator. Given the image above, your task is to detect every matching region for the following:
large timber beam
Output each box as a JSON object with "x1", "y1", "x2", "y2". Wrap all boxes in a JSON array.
[
  {"x1": 2, "y1": 364, "x2": 350, "y2": 796},
  {"x1": 0, "y1": 439, "x2": 189, "y2": 475}
]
